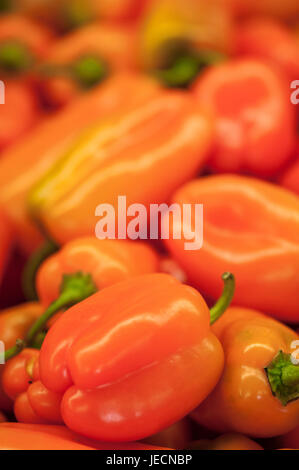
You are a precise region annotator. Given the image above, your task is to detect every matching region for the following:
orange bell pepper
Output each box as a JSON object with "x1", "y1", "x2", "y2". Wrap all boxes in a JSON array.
[
  {"x1": 142, "y1": 419, "x2": 193, "y2": 449},
  {"x1": 0, "y1": 302, "x2": 42, "y2": 412},
  {"x1": 164, "y1": 174, "x2": 299, "y2": 323},
  {"x1": 0, "y1": 422, "x2": 169, "y2": 450},
  {"x1": 37, "y1": 273, "x2": 233, "y2": 441},
  {"x1": 0, "y1": 72, "x2": 161, "y2": 254},
  {"x1": 192, "y1": 307, "x2": 299, "y2": 438},
  {"x1": 28, "y1": 89, "x2": 213, "y2": 246},
  {"x1": 235, "y1": 18, "x2": 299, "y2": 84},
  {"x1": 36, "y1": 238, "x2": 159, "y2": 309},
  {"x1": 2, "y1": 348, "x2": 63, "y2": 425},
  {"x1": 188, "y1": 433, "x2": 263, "y2": 450},
  {"x1": 39, "y1": 23, "x2": 138, "y2": 108},
  {"x1": 192, "y1": 59, "x2": 296, "y2": 176},
  {"x1": 5, "y1": 239, "x2": 158, "y2": 356}
]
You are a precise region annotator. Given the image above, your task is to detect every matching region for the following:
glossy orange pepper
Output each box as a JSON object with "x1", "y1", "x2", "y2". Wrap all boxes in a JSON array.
[
  {"x1": 192, "y1": 307, "x2": 299, "y2": 438},
  {"x1": 0, "y1": 302, "x2": 42, "y2": 412},
  {"x1": 2, "y1": 348, "x2": 63, "y2": 424},
  {"x1": 39, "y1": 23, "x2": 138, "y2": 108},
  {"x1": 192, "y1": 59, "x2": 296, "y2": 176},
  {"x1": 38, "y1": 273, "x2": 231, "y2": 442},
  {"x1": 142, "y1": 419, "x2": 193, "y2": 449},
  {"x1": 164, "y1": 174, "x2": 299, "y2": 323},
  {"x1": 235, "y1": 18, "x2": 299, "y2": 84},
  {"x1": 0, "y1": 423, "x2": 169, "y2": 450},
  {"x1": 36, "y1": 238, "x2": 159, "y2": 309},
  {"x1": 29, "y1": 90, "x2": 213, "y2": 246},
  {"x1": 0, "y1": 73, "x2": 161, "y2": 254},
  {"x1": 188, "y1": 433, "x2": 263, "y2": 450}
]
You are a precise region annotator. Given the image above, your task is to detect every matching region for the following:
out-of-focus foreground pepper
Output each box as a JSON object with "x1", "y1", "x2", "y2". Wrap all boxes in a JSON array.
[
  {"x1": 164, "y1": 175, "x2": 299, "y2": 323},
  {"x1": 37, "y1": 273, "x2": 234, "y2": 441},
  {"x1": 235, "y1": 18, "x2": 299, "y2": 84},
  {"x1": 29, "y1": 90, "x2": 213, "y2": 246},
  {"x1": 192, "y1": 59, "x2": 296, "y2": 176},
  {"x1": 188, "y1": 433, "x2": 263, "y2": 450},
  {"x1": 0, "y1": 73, "x2": 161, "y2": 254},
  {"x1": 0, "y1": 302, "x2": 42, "y2": 412},
  {"x1": 0, "y1": 15, "x2": 52, "y2": 149},
  {"x1": 192, "y1": 307, "x2": 299, "y2": 438},
  {"x1": 39, "y1": 23, "x2": 137, "y2": 108},
  {"x1": 0, "y1": 422, "x2": 169, "y2": 450},
  {"x1": 140, "y1": 0, "x2": 233, "y2": 87}
]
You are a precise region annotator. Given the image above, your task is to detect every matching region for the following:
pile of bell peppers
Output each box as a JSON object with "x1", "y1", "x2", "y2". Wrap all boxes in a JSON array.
[{"x1": 0, "y1": 0, "x2": 299, "y2": 451}]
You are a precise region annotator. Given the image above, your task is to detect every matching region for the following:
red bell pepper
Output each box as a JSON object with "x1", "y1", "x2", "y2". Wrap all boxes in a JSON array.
[
  {"x1": 0, "y1": 208, "x2": 14, "y2": 286},
  {"x1": 37, "y1": 273, "x2": 234, "y2": 442},
  {"x1": 192, "y1": 59, "x2": 296, "y2": 176}
]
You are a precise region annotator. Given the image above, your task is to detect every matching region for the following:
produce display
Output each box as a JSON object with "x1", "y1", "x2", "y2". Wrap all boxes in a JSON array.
[{"x1": 0, "y1": 0, "x2": 298, "y2": 452}]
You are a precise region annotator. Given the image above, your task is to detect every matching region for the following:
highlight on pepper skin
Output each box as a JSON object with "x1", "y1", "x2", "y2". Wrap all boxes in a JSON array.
[{"x1": 0, "y1": 0, "x2": 299, "y2": 453}]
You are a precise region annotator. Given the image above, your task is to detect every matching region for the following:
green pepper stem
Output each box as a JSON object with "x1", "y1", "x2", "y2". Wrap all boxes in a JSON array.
[
  {"x1": 155, "y1": 49, "x2": 226, "y2": 89},
  {"x1": 4, "y1": 339, "x2": 25, "y2": 361},
  {"x1": 5, "y1": 272, "x2": 97, "y2": 361},
  {"x1": 210, "y1": 272, "x2": 235, "y2": 325},
  {"x1": 22, "y1": 239, "x2": 59, "y2": 301},
  {"x1": 0, "y1": 41, "x2": 33, "y2": 75},
  {"x1": 265, "y1": 351, "x2": 299, "y2": 406},
  {"x1": 62, "y1": 0, "x2": 94, "y2": 31},
  {"x1": 40, "y1": 55, "x2": 108, "y2": 90}
]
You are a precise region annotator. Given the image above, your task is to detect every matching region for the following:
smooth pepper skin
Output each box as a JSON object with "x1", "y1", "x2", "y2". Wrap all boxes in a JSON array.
[
  {"x1": 0, "y1": 423, "x2": 168, "y2": 450},
  {"x1": 164, "y1": 174, "x2": 299, "y2": 323},
  {"x1": 29, "y1": 90, "x2": 213, "y2": 246},
  {"x1": 0, "y1": 303, "x2": 42, "y2": 412},
  {"x1": 39, "y1": 273, "x2": 224, "y2": 442},
  {"x1": 0, "y1": 72, "x2": 161, "y2": 254},
  {"x1": 192, "y1": 59, "x2": 296, "y2": 176},
  {"x1": 36, "y1": 238, "x2": 159, "y2": 308},
  {"x1": 192, "y1": 307, "x2": 299, "y2": 438},
  {"x1": 40, "y1": 23, "x2": 138, "y2": 107}
]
